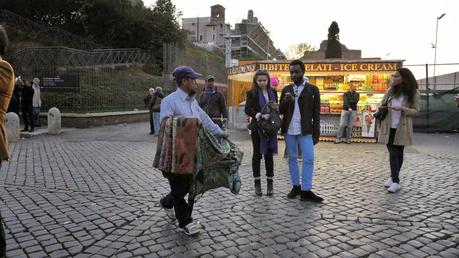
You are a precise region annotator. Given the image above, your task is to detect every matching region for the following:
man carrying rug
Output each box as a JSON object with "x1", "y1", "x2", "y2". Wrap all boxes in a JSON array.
[{"x1": 158, "y1": 66, "x2": 229, "y2": 236}]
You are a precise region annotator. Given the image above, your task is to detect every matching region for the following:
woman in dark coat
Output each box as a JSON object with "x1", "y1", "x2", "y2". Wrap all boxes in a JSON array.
[{"x1": 244, "y1": 69, "x2": 278, "y2": 196}]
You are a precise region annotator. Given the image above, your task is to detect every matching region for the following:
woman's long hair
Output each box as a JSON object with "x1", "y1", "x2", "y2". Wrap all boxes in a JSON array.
[
  {"x1": 391, "y1": 67, "x2": 418, "y2": 104},
  {"x1": 251, "y1": 69, "x2": 271, "y2": 94}
]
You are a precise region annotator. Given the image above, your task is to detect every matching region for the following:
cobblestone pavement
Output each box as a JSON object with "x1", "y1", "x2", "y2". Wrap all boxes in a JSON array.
[{"x1": 1, "y1": 123, "x2": 458, "y2": 258}]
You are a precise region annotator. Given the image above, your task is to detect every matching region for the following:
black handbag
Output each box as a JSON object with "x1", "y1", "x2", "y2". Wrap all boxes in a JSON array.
[
  {"x1": 257, "y1": 102, "x2": 281, "y2": 138},
  {"x1": 373, "y1": 99, "x2": 389, "y2": 121}
]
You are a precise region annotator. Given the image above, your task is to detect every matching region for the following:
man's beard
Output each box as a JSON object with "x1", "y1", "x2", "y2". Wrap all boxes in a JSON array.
[{"x1": 293, "y1": 77, "x2": 303, "y2": 85}]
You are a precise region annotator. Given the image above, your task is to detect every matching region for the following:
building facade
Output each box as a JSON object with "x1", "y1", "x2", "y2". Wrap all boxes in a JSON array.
[
  {"x1": 182, "y1": 6, "x2": 284, "y2": 60},
  {"x1": 182, "y1": 5, "x2": 231, "y2": 52}
]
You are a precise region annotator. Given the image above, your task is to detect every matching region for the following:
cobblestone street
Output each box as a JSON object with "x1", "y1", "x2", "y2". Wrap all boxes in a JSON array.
[{"x1": 1, "y1": 122, "x2": 458, "y2": 258}]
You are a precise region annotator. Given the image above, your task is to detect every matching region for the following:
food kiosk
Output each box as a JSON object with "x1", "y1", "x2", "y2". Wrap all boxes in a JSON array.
[{"x1": 227, "y1": 59, "x2": 403, "y2": 142}]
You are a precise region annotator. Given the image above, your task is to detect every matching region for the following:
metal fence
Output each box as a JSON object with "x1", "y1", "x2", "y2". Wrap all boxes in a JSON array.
[
  {"x1": 9, "y1": 47, "x2": 161, "y2": 113},
  {"x1": 404, "y1": 63, "x2": 459, "y2": 132}
]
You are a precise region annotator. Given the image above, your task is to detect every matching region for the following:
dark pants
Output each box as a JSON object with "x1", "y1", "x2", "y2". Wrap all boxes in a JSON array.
[
  {"x1": 21, "y1": 104, "x2": 34, "y2": 130},
  {"x1": 386, "y1": 128, "x2": 404, "y2": 184},
  {"x1": 149, "y1": 111, "x2": 154, "y2": 133},
  {"x1": 32, "y1": 107, "x2": 40, "y2": 127},
  {"x1": 251, "y1": 130, "x2": 274, "y2": 178},
  {"x1": 160, "y1": 176, "x2": 193, "y2": 228},
  {"x1": 0, "y1": 161, "x2": 6, "y2": 257}
]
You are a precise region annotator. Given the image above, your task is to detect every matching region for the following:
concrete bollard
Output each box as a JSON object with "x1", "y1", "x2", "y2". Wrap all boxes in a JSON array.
[
  {"x1": 47, "y1": 107, "x2": 62, "y2": 135},
  {"x1": 6, "y1": 112, "x2": 20, "y2": 142}
]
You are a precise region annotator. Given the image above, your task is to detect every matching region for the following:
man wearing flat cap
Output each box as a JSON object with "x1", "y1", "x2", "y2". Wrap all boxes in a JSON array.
[
  {"x1": 199, "y1": 75, "x2": 228, "y2": 129},
  {"x1": 159, "y1": 66, "x2": 228, "y2": 236}
]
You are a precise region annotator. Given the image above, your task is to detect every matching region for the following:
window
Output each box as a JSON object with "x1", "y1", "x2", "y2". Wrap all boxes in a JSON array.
[
  {"x1": 213, "y1": 35, "x2": 215, "y2": 40},
  {"x1": 199, "y1": 35, "x2": 203, "y2": 41},
  {"x1": 213, "y1": 26, "x2": 215, "y2": 31}
]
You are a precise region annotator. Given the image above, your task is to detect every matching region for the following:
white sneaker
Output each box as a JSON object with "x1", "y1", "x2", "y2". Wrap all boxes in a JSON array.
[
  {"x1": 180, "y1": 222, "x2": 200, "y2": 236},
  {"x1": 159, "y1": 200, "x2": 175, "y2": 220},
  {"x1": 387, "y1": 183, "x2": 401, "y2": 193},
  {"x1": 385, "y1": 177, "x2": 393, "y2": 188}
]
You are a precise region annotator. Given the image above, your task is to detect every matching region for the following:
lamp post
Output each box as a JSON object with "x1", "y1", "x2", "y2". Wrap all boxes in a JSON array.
[
  {"x1": 433, "y1": 13, "x2": 446, "y2": 91},
  {"x1": 266, "y1": 31, "x2": 270, "y2": 60}
]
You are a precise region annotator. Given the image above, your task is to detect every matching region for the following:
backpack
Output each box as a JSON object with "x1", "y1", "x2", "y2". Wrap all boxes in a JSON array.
[{"x1": 257, "y1": 102, "x2": 281, "y2": 138}]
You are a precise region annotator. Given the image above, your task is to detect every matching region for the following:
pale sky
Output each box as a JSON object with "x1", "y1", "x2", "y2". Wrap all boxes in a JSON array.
[{"x1": 144, "y1": 0, "x2": 459, "y2": 79}]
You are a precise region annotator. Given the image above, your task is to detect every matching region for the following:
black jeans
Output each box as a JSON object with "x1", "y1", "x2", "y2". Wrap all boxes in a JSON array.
[
  {"x1": 160, "y1": 176, "x2": 193, "y2": 228},
  {"x1": 386, "y1": 128, "x2": 404, "y2": 184},
  {"x1": 149, "y1": 110, "x2": 154, "y2": 133},
  {"x1": 0, "y1": 161, "x2": 6, "y2": 257},
  {"x1": 21, "y1": 104, "x2": 34, "y2": 130},
  {"x1": 251, "y1": 130, "x2": 274, "y2": 178}
]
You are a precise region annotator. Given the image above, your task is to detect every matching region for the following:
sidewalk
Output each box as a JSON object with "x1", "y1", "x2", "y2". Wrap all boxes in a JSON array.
[{"x1": 1, "y1": 122, "x2": 458, "y2": 257}]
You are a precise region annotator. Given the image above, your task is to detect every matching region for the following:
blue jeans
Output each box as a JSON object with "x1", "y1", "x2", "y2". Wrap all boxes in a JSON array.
[
  {"x1": 337, "y1": 110, "x2": 356, "y2": 140},
  {"x1": 153, "y1": 112, "x2": 160, "y2": 135},
  {"x1": 284, "y1": 134, "x2": 315, "y2": 190},
  {"x1": 32, "y1": 107, "x2": 41, "y2": 126}
]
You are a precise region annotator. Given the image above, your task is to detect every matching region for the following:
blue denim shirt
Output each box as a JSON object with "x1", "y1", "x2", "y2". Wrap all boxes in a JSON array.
[{"x1": 160, "y1": 87, "x2": 223, "y2": 135}]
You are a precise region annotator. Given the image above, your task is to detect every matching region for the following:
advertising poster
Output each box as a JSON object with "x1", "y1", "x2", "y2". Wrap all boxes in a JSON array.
[{"x1": 362, "y1": 111, "x2": 376, "y2": 137}]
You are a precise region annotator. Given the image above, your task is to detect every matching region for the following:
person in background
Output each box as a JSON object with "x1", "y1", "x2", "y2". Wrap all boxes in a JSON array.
[
  {"x1": 0, "y1": 24, "x2": 14, "y2": 258},
  {"x1": 7, "y1": 77, "x2": 21, "y2": 116},
  {"x1": 279, "y1": 60, "x2": 323, "y2": 203},
  {"x1": 20, "y1": 80, "x2": 34, "y2": 132},
  {"x1": 245, "y1": 70, "x2": 278, "y2": 196},
  {"x1": 144, "y1": 87, "x2": 155, "y2": 134},
  {"x1": 199, "y1": 75, "x2": 228, "y2": 129},
  {"x1": 335, "y1": 81, "x2": 360, "y2": 144},
  {"x1": 378, "y1": 68, "x2": 420, "y2": 193},
  {"x1": 151, "y1": 86, "x2": 163, "y2": 136},
  {"x1": 31, "y1": 77, "x2": 41, "y2": 127},
  {"x1": 159, "y1": 66, "x2": 228, "y2": 236}
]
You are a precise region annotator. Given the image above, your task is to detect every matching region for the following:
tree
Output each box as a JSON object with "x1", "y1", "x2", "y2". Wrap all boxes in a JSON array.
[
  {"x1": 1, "y1": 0, "x2": 87, "y2": 36},
  {"x1": 82, "y1": 0, "x2": 155, "y2": 48},
  {"x1": 150, "y1": 0, "x2": 183, "y2": 47},
  {"x1": 285, "y1": 43, "x2": 316, "y2": 60},
  {"x1": 325, "y1": 21, "x2": 342, "y2": 58}
]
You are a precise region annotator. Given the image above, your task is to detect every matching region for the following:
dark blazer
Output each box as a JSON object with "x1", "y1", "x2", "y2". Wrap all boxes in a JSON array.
[
  {"x1": 279, "y1": 82, "x2": 321, "y2": 144},
  {"x1": 245, "y1": 88, "x2": 278, "y2": 129}
]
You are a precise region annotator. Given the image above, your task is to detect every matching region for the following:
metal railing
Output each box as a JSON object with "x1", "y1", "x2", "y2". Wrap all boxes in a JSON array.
[{"x1": 9, "y1": 47, "x2": 155, "y2": 68}]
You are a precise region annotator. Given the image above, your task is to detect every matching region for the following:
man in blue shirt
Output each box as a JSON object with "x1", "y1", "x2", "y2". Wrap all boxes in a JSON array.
[{"x1": 159, "y1": 66, "x2": 228, "y2": 236}]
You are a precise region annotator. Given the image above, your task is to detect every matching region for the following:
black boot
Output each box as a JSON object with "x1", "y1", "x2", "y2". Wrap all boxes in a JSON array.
[
  {"x1": 254, "y1": 179, "x2": 262, "y2": 196},
  {"x1": 287, "y1": 185, "x2": 301, "y2": 199},
  {"x1": 266, "y1": 179, "x2": 273, "y2": 196},
  {"x1": 300, "y1": 190, "x2": 324, "y2": 203}
]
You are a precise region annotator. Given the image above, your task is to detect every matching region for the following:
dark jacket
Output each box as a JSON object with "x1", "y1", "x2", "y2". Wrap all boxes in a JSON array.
[
  {"x1": 7, "y1": 86, "x2": 21, "y2": 114},
  {"x1": 199, "y1": 90, "x2": 228, "y2": 119},
  {"x1": 144, "y1": 94, "x2": 155, "y2": 112},
  {"x1": 20, "y1": 86, "x2": 34, "y2": 107},
  {"x1": 279, "y1": 82, "x2": 321, "y2": 144},
  {"x1": 245, "y1": 88, "x2": 278, "y2": 129},
  {"x1": 343, "y1": 91, "x2": 360, "y2": 110},
  {"x1": 151, "y1": 92, "x2": 163, "y2": 112}
]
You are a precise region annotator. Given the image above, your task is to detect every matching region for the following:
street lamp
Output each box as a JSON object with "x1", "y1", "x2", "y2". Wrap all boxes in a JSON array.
[
  {"x1": 433, "y1": 13, "x2": 446, "y2": 90},
  {"x1": 266, "y1": 31, "x2": 270, "y2": 60}
]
